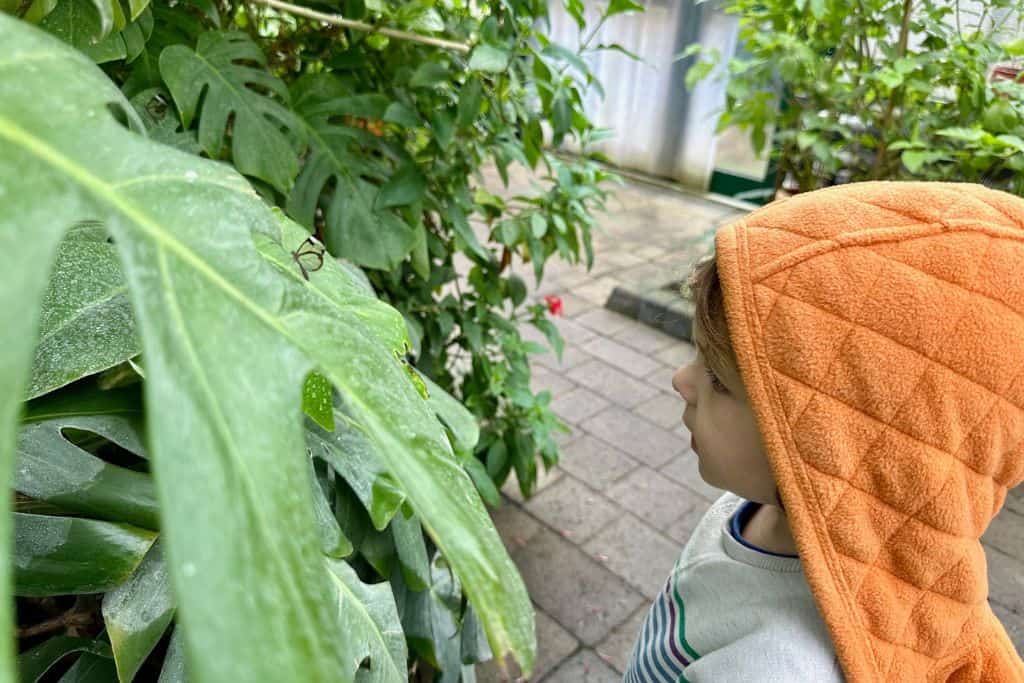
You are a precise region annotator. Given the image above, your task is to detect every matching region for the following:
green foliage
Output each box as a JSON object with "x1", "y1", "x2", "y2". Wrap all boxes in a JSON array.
[
  {"x1": 1, "y1": 0, "x2": 635, "y2": 678},
  {"x1": 683, "y1": 0, "x2": 1024, "y2": 195}
]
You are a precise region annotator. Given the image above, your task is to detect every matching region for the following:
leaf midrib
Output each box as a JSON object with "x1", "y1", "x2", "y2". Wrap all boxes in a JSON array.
[{"x1": 153, "y1": 242, "x2": 332, "y2": 675}]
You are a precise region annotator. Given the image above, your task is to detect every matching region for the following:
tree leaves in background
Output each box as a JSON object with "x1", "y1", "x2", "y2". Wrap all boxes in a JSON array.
[
  {"x1": 468, "y1": 44, "x2": 509, "y2": 73},
  {"x1": 159, "y1": 31, "x2": 304, "y2": 193}
]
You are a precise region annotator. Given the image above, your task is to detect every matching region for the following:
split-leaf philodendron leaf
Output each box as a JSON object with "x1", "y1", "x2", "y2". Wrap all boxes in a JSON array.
[{"x1": 0, "y1": 15, "x2": 534, "y2": 681}]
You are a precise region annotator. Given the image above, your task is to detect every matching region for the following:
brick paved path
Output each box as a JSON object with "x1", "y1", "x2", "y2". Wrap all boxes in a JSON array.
[{"x1": 474, "y1": 170, "x2": 1024, "y2": 681}]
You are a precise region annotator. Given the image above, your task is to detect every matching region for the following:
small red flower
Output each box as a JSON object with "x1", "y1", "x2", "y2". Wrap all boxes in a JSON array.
[{"x1": 544, "y1": 295, "x2": 564, "y2": 317}]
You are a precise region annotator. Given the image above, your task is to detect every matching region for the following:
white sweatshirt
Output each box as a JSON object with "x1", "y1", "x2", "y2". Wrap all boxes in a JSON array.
[{"x1": 623, "y1": 492, "x2": 845, "y2": 682}]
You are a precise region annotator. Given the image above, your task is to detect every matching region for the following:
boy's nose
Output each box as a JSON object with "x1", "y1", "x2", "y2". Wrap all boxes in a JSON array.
[{"x1": 672, "y1": 364, "x2": 696, "y2": 404}]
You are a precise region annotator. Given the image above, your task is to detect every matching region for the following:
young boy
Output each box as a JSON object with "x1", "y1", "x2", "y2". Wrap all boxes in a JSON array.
[{"x1": 624, "y1": 182, "x2": 1024, "y2": 682}]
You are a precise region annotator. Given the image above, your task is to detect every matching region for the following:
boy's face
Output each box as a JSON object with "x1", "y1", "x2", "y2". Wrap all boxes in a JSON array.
[{"x1": 672, "y1": 322, "x2": 778, "y2": 506}]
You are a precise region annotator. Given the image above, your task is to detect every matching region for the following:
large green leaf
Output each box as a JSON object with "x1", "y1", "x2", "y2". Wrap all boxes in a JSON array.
[
  {"x1": 159, "y1": 31, "x2": 304, "y2": 193},
  {"x1": 26, "y1": 221, "x2": 139, "y2": 399},
  {"x1": 1, "y1": 18, "x2": 347, "y2": 681},
  {"x1": 102, "y1": 542, "x2": 175, "y2": 682},
  {"x1": 326, "y1": 559, "x2": 406, "y2": 683},
  {"x1": 286, "y1": 73, "x2": 416, "y2": 270},
  {"x1": 13, "y1": 512, "x2": 157, "y2": 596},
  {"x1": 1, "y1": 17, "x2": 535, "y2": 678}
]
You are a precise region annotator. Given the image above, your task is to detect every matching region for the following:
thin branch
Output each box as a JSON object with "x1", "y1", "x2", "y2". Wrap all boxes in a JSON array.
[
  {"x1": 17, "y1": 598, "x2": 96, "y2": 639},
  {"x1": 248, "y1": 0, "x2": 472, "y2": 53}
]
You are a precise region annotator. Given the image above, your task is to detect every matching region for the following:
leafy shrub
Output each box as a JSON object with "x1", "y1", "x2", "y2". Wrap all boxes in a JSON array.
[{"x1": 684, "y1": 0, "x2": 1024, "y2": 195}]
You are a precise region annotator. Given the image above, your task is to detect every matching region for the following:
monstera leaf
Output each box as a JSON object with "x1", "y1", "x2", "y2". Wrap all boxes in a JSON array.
[
  {"x1": 0, "y1": 16, "x2": 534, "y2": 683},
  {"x1": 287, "y1": 73, "x2": 417, "y2": 270},
  {"x1": 159, "y1": 31, "x2": 305, "y2": 193}
]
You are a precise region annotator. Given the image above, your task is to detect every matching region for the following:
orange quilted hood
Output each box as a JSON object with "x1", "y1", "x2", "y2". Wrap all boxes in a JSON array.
[{"x1": 714, "y1": 182, "x2": 1024, "y2": 682}]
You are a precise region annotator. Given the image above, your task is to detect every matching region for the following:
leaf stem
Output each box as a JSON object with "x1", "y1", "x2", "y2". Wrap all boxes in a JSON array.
[{"x1": 247, "y1": 0, "x2": 471, "y2": 53}]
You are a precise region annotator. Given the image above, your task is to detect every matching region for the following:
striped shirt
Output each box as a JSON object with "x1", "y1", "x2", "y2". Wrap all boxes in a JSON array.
[{"x1": 623, "y1": 492, "x2": 844, "y2": 682}]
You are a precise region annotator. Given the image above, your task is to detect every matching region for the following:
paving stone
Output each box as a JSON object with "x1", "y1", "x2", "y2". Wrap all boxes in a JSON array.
[
  {"x1": 535, "y1": 271, "x2": 592, "y2": 297},
  {"x1": 605, "y1": 467, "x2": 704, "y2": 532},
  {"x1": 532, "y1": 345, "x2": 594, "y2": 372},
  {"x1": 991, "y1": 601, "x2": 1024, "y2": 657},
  {"x1": 644, "y1": 361, "x2": 675, "y2": 385},
  {"x1": 476, "y1": 608, "x2": 579, "y2": 682},
  {"x1": 502, "y1": 466, "x2": 564, "y2": 504},
  {"x1": 557, "y1": 435, "x2": 639, "y2": 491},
  {"x1": 567, "y1": 360, "x2": 660, "y2": 409},
  {"x1": 574, "y1": 277, "x2": 626, "y2": 306},
  {"x1": 611, "y1": 319, "x2": 679, "y2": 354},
  {"x1": 614, "y1": 263, "x2": 677, "y2": 289},
  {"x1": 596, "y1": 606, "x2": 648, "y2": 674},
  {"x1": 531, "y1": 365, "x2": 576, "y2": 399},
  {"x1": 511, "y1": 527, "x2": 645, "y2": 646},
  {"x1": 659, "y1": 450, "x2": 725, "y2": 503},
  {"x1": 632, "y1": 393, "x2": 684, "y2": 430},
  {"x1": 601, "y1": 251, "x2": 649, "y2": 269},
  {"x1": 542, "y1": 649, "x2": 620, "y2": 682},
  {"x1": 523, "y1": 476, "x2": 622, "y2": 544},
  {"x1": 579, "y1": 407, "x2": 685, "y2": 468},
  {"x1": 654, "y1": 342, "x2": 697, "y2": 368},
  {"x1": 556, "y1": 293, "x2": 599, "y2": 319},
  {"x1": 490, "y1": 499, "x2": 543, "y2": 551},
  {"x1": 982, "y1": 507, "x2": 1024, "y2": 560},
  {"x1": 584, "y1": 513, "x2": 680, "y2": 600},
  {"x1": 985, "y1": 544, "x2": 1024, "y2": 615},
  {"x1": 575, "y1": 307, "x2": 635, "y2": 336},
  {"x1": 552, "y1": 317, "x2": 599, "y2": 346},
  {"x1": 664, "y1": 496, "x2": 715, "y2": 545},
  {"x1": 554, "y1": 427, "x2": 580, "y2": 448},
  {"x1": 551, "y1": 387, "x2": 612, "y2": 426},
  {"x1": 581, "y1": 337, "x2": 662, "y2": 379},
  {"x1": 634, "y1": 245, "x2": 668, "y2": 261}
]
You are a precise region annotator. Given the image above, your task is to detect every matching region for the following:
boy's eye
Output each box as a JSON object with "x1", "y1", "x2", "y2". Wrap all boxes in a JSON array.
[{"x1": 704, "y1": 366, "x2": 728, "y2": 394}]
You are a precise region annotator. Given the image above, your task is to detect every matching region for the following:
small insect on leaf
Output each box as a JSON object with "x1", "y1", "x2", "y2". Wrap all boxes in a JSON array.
[{"x1": 291, "y1": 235, "x2": 326, "y2": 281}]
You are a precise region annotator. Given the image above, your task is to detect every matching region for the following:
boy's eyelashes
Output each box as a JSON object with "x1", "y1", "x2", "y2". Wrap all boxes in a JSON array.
[{"x1": 704, "y1": 365, "x2": 729, "y2": 394}]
